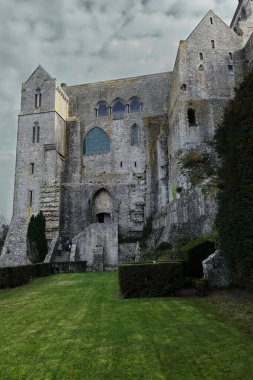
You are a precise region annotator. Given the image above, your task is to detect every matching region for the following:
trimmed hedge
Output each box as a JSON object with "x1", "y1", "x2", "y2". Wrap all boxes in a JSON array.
[
  {"x1": 0, "y1": 263, "x2": 53, "y2": 289},
  {"x1": 0, "y1": 261, "x2": 87, "y2": 289},
  {"x1": 119, "y1": 262, "x2": 183, "y2": 298}
]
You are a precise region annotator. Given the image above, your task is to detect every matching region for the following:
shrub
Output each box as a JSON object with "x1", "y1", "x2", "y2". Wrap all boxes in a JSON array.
[
  {"x1": 27, "y1": 211, "x2": 48, "y2": 263},
  {"x1": 118, "y1": 262, "x2": 183, "y2": 298}
]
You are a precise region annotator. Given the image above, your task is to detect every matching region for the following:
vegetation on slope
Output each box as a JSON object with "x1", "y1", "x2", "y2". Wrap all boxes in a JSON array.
[{"x1": 215, "y1": 70, "x2": 253, "y2": 289}]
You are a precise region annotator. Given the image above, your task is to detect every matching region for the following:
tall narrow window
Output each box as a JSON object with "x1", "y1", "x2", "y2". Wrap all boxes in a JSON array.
[
  {"x1": 35, "y1": 88, "x2": 41, "y2": 108},
  {"x1": 199, "y1": 52, "x2": 203, "y2": 60},
  {"x1": 188, "y1": 108, "x2": 197, "y2": 127},
  {"x1": 37, "y1": 126, "x2": 40, "y2": 143},
  {"x1": 210, "y1": 17, "x2": 213, "y2": 24},
  {"x1": 32, "y1": 126, "x2": 36, "y2": 143},
  {"x1": 130, "y1": 98, "x2": 141, "y2": 113},
  {"x1": 39, "y1": 93, "x2": 42, "y2": 107},
  {"x1": 35, "y1": 94, "x2": 38, "y2": 108},
  {"x1": 211, "y1": 40, "x2": 215, "y2": 49},
  {"x1": 112, "y1": 100, "x2": 125, "y2": 120},
  {"x1": 132, "y1": 124, "x2": 139, "y2": 145},
  {"x1": 30, "y1": 163, "x2": 34, "y2": 174},
  {"x1": 29, "y1": 191, "x2": 33, "y2": 206},
  {"x1": 229, "y1": 52, "x2": 233, "y2": 60},
  {"x1": 97, "y1": 102, "x2": 108, "y2": 117}
]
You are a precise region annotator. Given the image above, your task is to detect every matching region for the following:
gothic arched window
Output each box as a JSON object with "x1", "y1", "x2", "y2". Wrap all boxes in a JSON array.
[
  {"x1": 112, "y1": 100, "x2": 125, "y2": 120},
  {"x1": 83, "y1": 127, "x2": 110, "y2": 155},
  {"x1": 130, "y1": 98, "x2": 141, "y2": 113},
  {"x1": 132, "y1": 124, "x2": 139, "y2": 145},
  {"x1": 97, "y1": 102, "x2": 108, "y2": 117}
]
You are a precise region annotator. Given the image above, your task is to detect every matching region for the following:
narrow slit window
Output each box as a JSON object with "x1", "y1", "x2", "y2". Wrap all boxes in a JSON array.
[
  {"x1": 29, "y1": 191, "x2": 33, "y2": 206},
  {"x1": 132, "y1": 124, "x2": 139, "y2": 145},
  {"x1": 199, "y1": 52, "x2": 203, "y2": 60},
  {"x1": 229, "y1": 52, "x2": 233, "y2": 60},
  {"x1": 39, "y1": 93, "x2": 42, "y2": 107},
  {"x1": 211, "y1": 40, "x2": 215, "y2": 49},
  {"x1": 35, "y1": 94, "x2": 38, "y2": 108},
  {"x1": 134, "y1": 162, "x2": 137, "y2": 167},
  {"x1": 37, "y1": 126, "x2": 40, "y2": 143},
  {"x1": 210, "y1": 17, "x2": 213, "y2": 24},
  {"x1": 32, "y1": 127, "x2": 36, "y2": 143},
  {"x1": 120, "y1": 161, "x2": 123, "y2": 167},
  {"x1": 30, "y1": 163, "x2": 34, "y2": 174}
]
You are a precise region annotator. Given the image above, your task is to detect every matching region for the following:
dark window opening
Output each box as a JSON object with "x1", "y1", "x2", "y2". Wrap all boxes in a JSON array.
[
  {"x1": 181, "y1": 84, "x2": 187, "y2": 91},
  {"x1": 30, "y1": 163, "x2": 34, "y2": 174},
  {"x1": 210, "y1": 17, "x2": 213, "y2": 24},
  {"x1": 132, "y1": 124, "x2": 139, "y2": 145},
  {"x1": 134, "y1": 162, "x2": 137, "y2": 167},
  {"x1": 97, "y1": 102, "x2": 108, "y2": 117},
  {"x1": 198, "y1": 64, "x2": 204, "y2": 71},
  {"x1": 229, "y1": 52, "x2": 233, "y2": 60},
  {"x1": 188, "y1": 108, "x2": 197, "y2": 127},
  {"x1": 83, "y1": 127, "x2": 110, "y2": 156},
  {"x1": 39, "y1": 93, "x2": 42, "y2": 107},
  {"x1": 29, "y1": 191, "x2": 33, "y2": 206},
  {"x1": 228, "y1": 65, "x2": 234, "y2": 71},
  {"x1": 32, "y1": 127, "x2": 36, "y2": 143},
  {"x1": 96, "y1": 213, "x2": 111, "y2": 224},
  {"x1": 120, "y1": 161, "x2": 123, "y2": 167},
  {"x1": 130, "y1": 98, "x2": 141, "y2": 113},
  {"x1": 37, "y1": 126, "x2": 40, "y2": 143},
  {"x1": 35, "y1": 94, "x2": 38, "y2": 108},
  {"x1": 112, "y1": 100, "x2": 125, "y2": 120},
  {"x1": 211, "y1": 40, "x2": 215, "y2": 49},
  {"x1": 199, "y1": 52, "x2": 203, "y2": 60},
  {"x1": 241, "y1": 7, "x2": 247, "y2": 21}
]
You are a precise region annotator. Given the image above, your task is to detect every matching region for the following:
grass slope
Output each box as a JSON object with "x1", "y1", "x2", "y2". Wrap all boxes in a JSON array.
[{"x1": 0, "y1": 272, "x2": 252, "y2": 380}]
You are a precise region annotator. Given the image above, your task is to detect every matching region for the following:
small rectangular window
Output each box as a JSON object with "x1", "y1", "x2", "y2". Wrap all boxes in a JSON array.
[
  {"x1": 211, "y1": 40, "x2": 215, "y2": 49},
  {"x1": 32, "y1": 127, "x2": 36, "y2": 143},
  {"x1": 120, "y1": 161, "x2": 123, "y2": 168},
  {"x1": 199, "y1": 52, "x2": 203, "y2": 60},
  {"x1": 29, "y1": 191, "x2": 33, "y2": 206},
  {"x1": 37, "y1": 126, "x2": 40, "y2": 143},
  {"x1": 134, "y1": 162, "x2": 137, "y2": 167},
  {"x1": 39, "y1": 93, "x2": 42, "y2": 107},
  {"x1": 210, "y1": 17, "x2": 213, "y2": 24},
  {"x1": 35, "y1": 94, "x2": 38, "y2": 108},
  {"x1": 30, "y1": 163, "x2": 34, "y2": 174},
  {"x1": 228, "y1": 65, "x2": 234, "y2": 71}
]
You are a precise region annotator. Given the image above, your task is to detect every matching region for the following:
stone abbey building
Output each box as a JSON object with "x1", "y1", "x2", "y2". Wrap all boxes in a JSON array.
[{"x1": 1, "y1": 0, "x2": 253, "y2": 268}]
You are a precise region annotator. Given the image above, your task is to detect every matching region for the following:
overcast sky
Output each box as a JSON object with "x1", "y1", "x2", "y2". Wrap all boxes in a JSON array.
[{"x1": 0, "y1": 0, "x2": 238, "y2": 220}]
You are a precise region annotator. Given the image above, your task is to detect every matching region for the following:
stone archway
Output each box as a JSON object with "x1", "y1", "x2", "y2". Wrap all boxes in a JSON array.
[{"x1": 92, "y1": 189, "x2": 113, "y2": 224}]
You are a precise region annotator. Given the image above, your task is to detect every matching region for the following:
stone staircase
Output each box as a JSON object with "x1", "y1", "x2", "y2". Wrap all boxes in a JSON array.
[{"x1": 40, "y1": 183, "x2": 60, "y2": 241}]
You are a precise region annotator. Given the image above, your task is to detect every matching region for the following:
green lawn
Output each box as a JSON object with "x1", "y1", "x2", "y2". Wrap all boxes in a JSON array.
[{"x1": 0, "y1": 272, "x2": 252, "y2": 380}]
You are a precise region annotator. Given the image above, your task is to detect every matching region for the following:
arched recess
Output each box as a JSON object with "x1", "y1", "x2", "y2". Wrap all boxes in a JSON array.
[
  {"x1": 83, "y1": 127, "x2": 110, "y2": 156},
  {"x1": 131, "y1": 124, "x2": 139, "y2": 145},
  {"x1": 92, "y1": 188, "x2": 113, "y2": 224},
  {"x1": 96, "y1": 102, "x2": 108, "y2": 117},
  {"x1": 129, "y1": 98, "x2": 141, "y2": 113},
  {"x1": 112, "y1": 99, "x2": 125, "y2": 120}
]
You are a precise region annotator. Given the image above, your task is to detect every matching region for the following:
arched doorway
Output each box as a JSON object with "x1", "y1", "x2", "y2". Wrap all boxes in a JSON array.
[{"x1": 92, "y1": 189, "x2": 113, "y2": 224}]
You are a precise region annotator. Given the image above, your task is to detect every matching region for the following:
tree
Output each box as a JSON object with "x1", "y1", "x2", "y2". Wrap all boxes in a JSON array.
[
  {"x1": 215, "y1": 70, "x2": 253, "y2": 287},
  {"x1": 27, "y1": 211, "x2": 48, "y2": 263}
]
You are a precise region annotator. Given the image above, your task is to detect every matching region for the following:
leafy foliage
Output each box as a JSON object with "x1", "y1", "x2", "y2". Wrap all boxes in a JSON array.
[
  {"x1": 215, "y1": 70, "x2": 253, "y2": 287},
  {"x1": 27, "y1": 211, "x2": 48, "y2": 263}
]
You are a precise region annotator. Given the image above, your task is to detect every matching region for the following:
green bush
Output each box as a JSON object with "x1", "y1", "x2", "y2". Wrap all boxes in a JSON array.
[{"x1": 118, "y1": 262, "x2": 183, "y2": 298}]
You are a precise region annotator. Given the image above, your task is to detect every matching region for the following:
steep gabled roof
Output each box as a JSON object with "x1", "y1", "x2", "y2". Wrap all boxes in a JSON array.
[
  {"x1": 186, "y1": 9, "x2": 239, "y2": 42},
  {"x1": 24, "y1": 65, "x2": 53, "y2": 84}
]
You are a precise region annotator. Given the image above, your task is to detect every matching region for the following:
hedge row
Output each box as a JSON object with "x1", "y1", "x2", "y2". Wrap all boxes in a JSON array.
[
  {"x1": 119, "y1": 262, "x2": 183, "y2": 298},
  {"x1": 0, "y1": 263, "x2": 53, "y2": 289},
  {"x1": 0, "y1": 261, "x2": 87, "y2": 289}
]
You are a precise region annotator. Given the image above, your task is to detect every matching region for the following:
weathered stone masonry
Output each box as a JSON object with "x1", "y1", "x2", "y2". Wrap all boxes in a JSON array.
[{"x1": 2, "y1": 1, "x2": 253, "y2": 268}]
